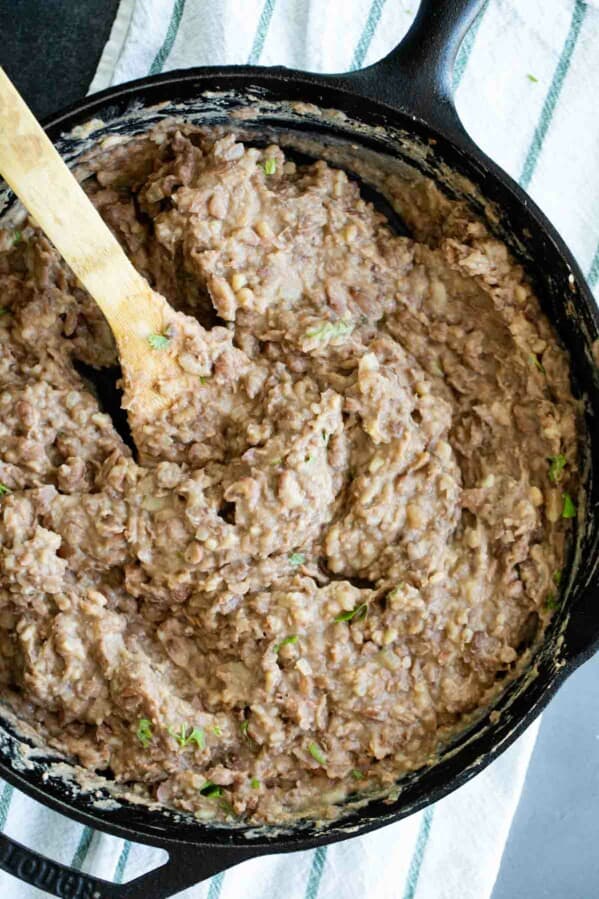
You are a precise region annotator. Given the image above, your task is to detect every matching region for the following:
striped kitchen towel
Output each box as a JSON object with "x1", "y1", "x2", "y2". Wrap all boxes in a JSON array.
[{"x1": 2, "y1": 1, "x2": 598, "y2": 897}]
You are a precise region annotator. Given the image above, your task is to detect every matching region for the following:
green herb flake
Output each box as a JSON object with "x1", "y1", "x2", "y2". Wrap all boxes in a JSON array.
[
  {"x1": 561, "y1": 492, "x2": 576, "y2": 519},
  {"x1": 262, "y1": 158, "x2": 276, "y2": 176},
  {"x1": 322, "y1": 430, "x2": 328, "y2": 443},
  {"x1": 545, "y1": 592, "x2": 559, "y2": 610},
  {"x1": 334, "y1": 603, "x2": 368, "y2": 623},
  {"x1": 147, "y1": 332, "x2": 171, "y2": 350},
  {"x1": 0, "y1": 307, "x2": 8, "y2": 317},
  {"x1": 306, "y1": 320, "x2": 354, "y2": 342},
  {"x1": 200, "y1": 780, "x2": 223, "y2": 798},
  {"x1": 526, "y1": 73, "x2": 539, "y2": 83},
  {"x1": 136, "y1": 718, "x2": 153, "y2": 748},
  {"x1": 12, "y1": 230, "x2": 22, "y2": 245},
  {"x1": 211, "y1": 724, "x2": 222, "y2": 736},
  {"x1": 187, "y1": 727, "x2": 206, "y2": 749},
  {"x1": 529, "y1": 353, "x2": 546, "y2": 374},
  {"x1": 168, "y1": 724, "x2": 206, "y2": 749},
  {"x1": 240, "y1": 720, "x2": 250, "y2": 737},
  {"x1": 250, "y1": 777, "x2": 260, "y2": 789},
  {"x1": 552, "y1": 570, "x2": 562, "y2": 587},
  {"x1": 288, "y1": 552, "x2": 305, "y2": 566},
  {"x1": 274, "y1": 634, "x2": 298, "y2": 654},
  {"x1": 270, "y1": 457, "x2": 283, "y2": 467},
  {"x1": 199, "y1": 376, "x2": 208, "y2": 385},
  {"x1": 0, "y1": 483, "x2": 11, "y2": 496},
  {"x1": 350, "y1": 769, "x2": 364, "y2": 780},
  {"x1": 168, "y1": 724, "x2": 186, "y2": 746},
  {"x1": 548, "y1": 454, "x2": 567, "y2": 485},
  {"x1": 309, "y1": 742, "x2": 327, "y2": 766}
]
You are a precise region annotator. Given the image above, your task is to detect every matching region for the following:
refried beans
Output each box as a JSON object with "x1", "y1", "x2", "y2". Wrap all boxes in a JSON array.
[{"x1": 0, "y1": 126, "x2": 580, "y2": 824}]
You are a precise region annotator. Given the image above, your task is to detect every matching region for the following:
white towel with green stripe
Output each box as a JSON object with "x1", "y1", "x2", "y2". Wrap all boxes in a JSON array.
[{"x1": 2, "y1": 0, "x2": 598, "y2": 897}]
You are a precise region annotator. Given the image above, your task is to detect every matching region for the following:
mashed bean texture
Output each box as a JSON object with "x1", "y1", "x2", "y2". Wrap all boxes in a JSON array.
[{"x1": 0, "y1": 127, "x2": 579, "y2": 823}]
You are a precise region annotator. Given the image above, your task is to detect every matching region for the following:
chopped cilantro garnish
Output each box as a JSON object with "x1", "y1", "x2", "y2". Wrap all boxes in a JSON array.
[
  {"x1": 199, "y1": 375, "x2": 208, "y2": 384},
  {"x1": 250, "y1": 777, "x2": 260, "y2": 789},
  {"x1": 168, "y1": 724, "x2": 206, "y2": 749},
  {"x1": 529, "y1": 353, "x2": 546, "y2": 374},
  {"x1": 200, "y1": 781, "x2": 223, "y2": 798},
  {"x1": 351, "y1": 769, "x2": 364, "y2": 780},
  {"x1": 526, "y1": 73, "x2": 539, "y2": 83},
  {"x1": 274, "y1": 634, "x2": 298, "y2": 653},
  {"x1": 187, "y1": 727, "x2": 206, "y2": 748},
  {"x1": 289, "y1": 552, "x2": 305, "y2": 566},
  {"x1": 0, "y1": 483, "x2": 11, "y2": 496},
  {"x1": 262, "y1": 158, "x2": 276, "y2": 176},
  {"x1": 561, "y1": 493, "x2": 576, "y2": 519},
  {"x1": 211, "y1": 724, "x2": 222, "y2": 736},
  {"x1": 147, "y1": 332, "x2": 171, "y2": 350},
  {"x1": 545, "y1": 592, "x2": 559, "y2": 610},
  {"x1": 322, "y1": 430, "x2": 329, "y2": 443},
  {"x1": 240, "y1": 720, "x2": 250, "y2": 737},
  {"x1": 136, "y1": 718, "x2": 153, "y2": 748},
  {"x1": 12, "y1": 230, "x2": 22, "y2": 245},
  {"x1": 306, "y1": 320, "x2": 354, "y2": 342},
  {"x1": 309, "y1": 742, "x2": 327, "y2": 766},
  {"x1": 334, "y1": 603, "x2": 368, "y2": 623},
  {"x1": 553, "y1": 570, "x2": 562, "y2": 587},
  {"x1": 548, "y1": 454, "x2": 567, "y2": 484}
]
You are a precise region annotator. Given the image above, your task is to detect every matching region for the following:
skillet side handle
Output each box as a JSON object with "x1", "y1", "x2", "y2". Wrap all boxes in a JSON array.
[
  {"x1": 0, "y1": 829, "x2": 257, "y2": 899},
  {"x1": 332, "y1": 0, "x2": 486, "y2": 140}
]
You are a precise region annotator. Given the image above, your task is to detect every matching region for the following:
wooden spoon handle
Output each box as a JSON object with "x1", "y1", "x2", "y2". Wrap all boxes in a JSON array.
[{"x1": 0, "y1": 68, "x2": 167, "y2": 344}]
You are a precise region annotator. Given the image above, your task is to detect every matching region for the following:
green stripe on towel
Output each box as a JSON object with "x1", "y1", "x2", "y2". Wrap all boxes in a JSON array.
[
  {"x1": 351, "y1": 0, "x2": 388, "y2": 71},
  {"x1": 402, "y1": 807, "x2": 434, "y2": 899},
  {"x1": 114, "y1": 840, "x2": 132, "y2": 883},
  {"x1": 207, "y1": 870, "x2": 225, "y2": 899},
  {"x1": 248, "y1": 0, "x2": 277, "y2": 65},
  {"x1": 304, "y1": 845, "x2": 327, "y2": 899},
  {"x1": 520, "y1": 0, "x2": 587, "y2": 189},
  {"x1": 0, "y1": 783, "x2": 13, "y2": 829},
  {"x1": 149, "y1": 0, "x2": 188, "y2": 75},
  {"x1": 71, "y1": 826, "x2": 94, "y2": 870},
  {"x1": 588, "y1": 239, "x2": 599, "y2": 288},
  {"x1": 453, "y1": 0, "x2": 490, "y2": 88}
]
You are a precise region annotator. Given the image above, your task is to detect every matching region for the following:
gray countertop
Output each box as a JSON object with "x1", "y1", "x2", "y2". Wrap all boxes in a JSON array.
[
  {"x1": 493, "y1": 652, "x2": 599, "y2": 899},
  {"x1": 0, "y1": 2, "x2": 597, "y2": 896}
]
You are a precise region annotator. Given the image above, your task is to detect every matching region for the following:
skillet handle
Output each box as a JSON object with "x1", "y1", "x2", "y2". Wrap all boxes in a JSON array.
[
  {"x1": 0, "y1": 829, "x2": 257, "y2": 898},
  {"x1": 332, "y1": 0, "x2": 486, "y2": 140}
]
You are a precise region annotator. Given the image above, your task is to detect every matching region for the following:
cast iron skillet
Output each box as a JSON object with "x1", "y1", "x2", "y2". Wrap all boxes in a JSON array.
[{"x1": 0, "y1": 1, "x2": 598, "y2": 896}]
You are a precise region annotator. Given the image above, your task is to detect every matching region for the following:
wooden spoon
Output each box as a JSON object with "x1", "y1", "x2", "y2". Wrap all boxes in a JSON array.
[{"x1": 0, "y1": 67, "x2": 180, "y2": 416}]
